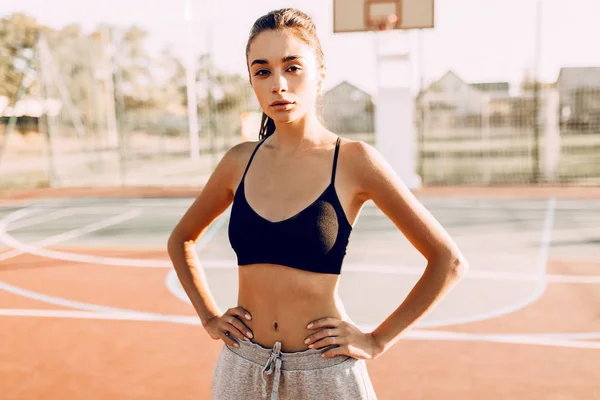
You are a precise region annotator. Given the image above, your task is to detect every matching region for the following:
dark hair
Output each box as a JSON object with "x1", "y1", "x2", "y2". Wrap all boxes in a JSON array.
[{"x1": 246, "y1": 8, "x2": 326, "y2": 141}]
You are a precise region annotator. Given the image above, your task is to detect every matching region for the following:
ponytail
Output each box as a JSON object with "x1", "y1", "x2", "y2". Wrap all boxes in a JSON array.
[{"x1": 259, "y1": 112, "x2": 276, "y2": 140}]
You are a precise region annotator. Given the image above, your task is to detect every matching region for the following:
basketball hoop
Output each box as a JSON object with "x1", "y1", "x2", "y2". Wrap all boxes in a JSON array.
[
  {"x1": 364, "y1": 0, "x2": 402, "y2": 31},
  {"x1": 333, "y1": 0, "x2": 433, "y2": 33},
  {"x1": 369, "y1": 14, "x2": 399, "y2": 31}
]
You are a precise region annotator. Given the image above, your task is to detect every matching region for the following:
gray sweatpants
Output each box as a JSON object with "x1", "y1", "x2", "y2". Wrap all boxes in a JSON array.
[{"x1": 212, "y1": 336, "x2": 378, "y2": 400}]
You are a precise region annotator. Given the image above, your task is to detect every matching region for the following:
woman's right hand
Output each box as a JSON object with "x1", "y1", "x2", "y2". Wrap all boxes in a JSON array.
[{"x1": 203, "y1": 307, "x2": 254, "y2": 347}]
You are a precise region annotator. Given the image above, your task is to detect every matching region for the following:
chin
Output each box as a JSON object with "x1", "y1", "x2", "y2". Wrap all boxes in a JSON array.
[{"x1": 268, "y1": 110, "x2": 305, "y2": 124}]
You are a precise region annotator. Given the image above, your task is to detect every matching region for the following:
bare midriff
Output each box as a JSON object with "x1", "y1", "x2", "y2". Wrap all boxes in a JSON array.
[{"x1": 237, "y1": 263, "x2": 349, "y2": 352}]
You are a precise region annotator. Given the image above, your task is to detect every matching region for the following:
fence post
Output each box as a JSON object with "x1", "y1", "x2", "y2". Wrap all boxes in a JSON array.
[{"x1": 543, "y1": 89, "x2": 560, "y2": 183}]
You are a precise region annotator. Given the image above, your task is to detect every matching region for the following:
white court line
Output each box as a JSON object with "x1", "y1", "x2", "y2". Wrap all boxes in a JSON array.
[
  {"x1": 0, "y1": 210, "x2": 600, "y2": 284},
  {"x1": 2, "y1": 204, "x2": 598, "y2": 283},
  {"x1": 165, "y1": 265, "x2": 600, "y2": 333},
  {"x1": 0, "y1": 308, "x2": 197, "y2": 324},
  {"x1": 418, "y1": 198, "x2": 556, "y2": 328},
  {"x1": 0, "y1": 207, "x2": 229, "y2": 267},
  {"x1": 0, "y1": 206, "x2": 199, "y2": 325},
  {"x1": 538, "y1": 198, "x2": 557, "y2": 276},
  {"x1": 0, "y1": 208, "x2": 170, "y2": 267},
  {"x1": 0, "y1": 280, "x2": 163, "y2": 315},
  {"x1": 165, "y1": 259, "x2": 600, "y2": 283},
  {"x1": 3, "y1": 201, "x2": 598, "y2": 286},
  {"x1": 0, "y1": 206, "x2": 225, "y2": 320},
  {"x1": 165, "y1": 214, "x2": 230, "y2": 304},
  {"x1": 1, "y1": 307, "x2": 600, "y2": 350},
  {"x1": 0, "y1": 209, "x2": 142, "y2": 263},
  {"x1": 1, "y1": 203, "x2": 599, "y2": 350},
  {"x1": 6, "y1": 208, "x2": 80, "y2": 231}
]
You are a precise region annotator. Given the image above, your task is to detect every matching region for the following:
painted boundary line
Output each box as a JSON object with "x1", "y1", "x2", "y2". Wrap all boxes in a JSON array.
[{"x1": 1, "y1": 200, "x2": 600, "y2": 350}]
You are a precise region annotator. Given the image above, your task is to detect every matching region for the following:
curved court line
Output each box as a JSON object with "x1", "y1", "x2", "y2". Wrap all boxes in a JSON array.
[
  {"x1": 0, "y1": 281, "x2": 197, "y2": 324},
  {"x1": 0, "y1": 279, "x2": 162, "y2": 316},
  {"x1": 4, "y1": 201, "x2": 598, "y2": 284},
  {"x1": 0, "y1": 308, "x2": 195, "y2": 323},
  {"x1": 0, "y1": 209, "x2": 143, "y2": 263},
  {"x1": 0, "y1": 207, "x2": 229, "y2": 323},
  {"x1": 5, "y1": 202, "x2": 593, "y2": 284},
  {"x1": 164, "y1": 268, "x2": 559, "y2": 330},
  {"x1": 1, "y1": 201, "x2": 599, "y2": 350},
  {"x1": 0, "y1": 206, "x2": 229, "y2": 267},
  {"x1": 0, "y1": 207, "x2": 169, "y2": 267},
  {"x1": 6, "y1": 198, "x2": 599, "y2": 348},
  {"x1": 164, "y1": 198, "x2": 560, "y2": 329},
  {"x1": 6, "y1": 208, "x2": 80, "y2": 231},
  {"x1": 1, "y1": 307, "x2": 599, "y2": 350}
]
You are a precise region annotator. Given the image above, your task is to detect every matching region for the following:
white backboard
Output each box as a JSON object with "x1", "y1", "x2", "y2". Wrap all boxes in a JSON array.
[{"x1": 333, "y1": 0, "x2": 434, "y2": 33}]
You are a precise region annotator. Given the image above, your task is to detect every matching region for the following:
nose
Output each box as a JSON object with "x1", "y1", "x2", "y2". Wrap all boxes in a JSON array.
[{"x1": 271, "y1": 73, "x2": 288, "y2": 94}]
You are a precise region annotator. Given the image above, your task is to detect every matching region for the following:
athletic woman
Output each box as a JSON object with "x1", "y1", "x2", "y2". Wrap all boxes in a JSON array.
[{"x1": 168, "y1": 8, "x2": 468, "y2": 400}]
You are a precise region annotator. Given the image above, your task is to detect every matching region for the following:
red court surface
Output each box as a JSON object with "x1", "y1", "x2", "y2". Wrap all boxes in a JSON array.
[{"x1": 1, "y1": 186, "x2": 599, "y2": 399}]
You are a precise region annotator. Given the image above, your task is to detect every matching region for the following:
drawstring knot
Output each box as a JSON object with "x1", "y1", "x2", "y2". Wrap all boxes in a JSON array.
[{"x1": 261, "y1": 342, "x2": 283, "y2": 400}]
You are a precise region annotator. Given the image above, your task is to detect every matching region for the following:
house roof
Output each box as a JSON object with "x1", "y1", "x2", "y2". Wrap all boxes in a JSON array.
[
  {"x1": 470, "y1": 82, "x2": 510, "y2": 92},
  {"x1": 557, "y1": 67, "x2": 600, "y2": 88},
  {"x1": 324, "y1": 80, "x2": 373, "y2": 98},
  {"x1": 423, "y1": 70, "x2": 465, "y2": 92}
]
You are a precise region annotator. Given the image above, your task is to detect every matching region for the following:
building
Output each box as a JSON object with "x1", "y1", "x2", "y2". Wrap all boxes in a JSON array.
[
  {"x1": 322, "y1": 81, "x2": 374, "y2": 134},
  {"x1": 556, "y1": 67, "x2": 600, "y2": 129}
]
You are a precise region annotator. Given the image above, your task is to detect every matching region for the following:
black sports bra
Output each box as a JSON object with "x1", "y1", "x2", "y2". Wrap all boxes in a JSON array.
[{"x1": 228, "y1": 137, "x2": 352, "y2": 275}]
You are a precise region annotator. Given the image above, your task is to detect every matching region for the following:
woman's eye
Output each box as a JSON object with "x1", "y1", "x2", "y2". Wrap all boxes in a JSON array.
[
  {"x1": 255, "y1": 70, "x2": 269, "y2": 76},
  {"x1": 288, "y1": 66, "x2": 301, "y2": 73}
]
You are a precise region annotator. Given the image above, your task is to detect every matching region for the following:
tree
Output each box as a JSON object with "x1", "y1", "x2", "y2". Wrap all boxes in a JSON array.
[{"x1": 0, "y1": 13, "x2": 39, "y2": 98}]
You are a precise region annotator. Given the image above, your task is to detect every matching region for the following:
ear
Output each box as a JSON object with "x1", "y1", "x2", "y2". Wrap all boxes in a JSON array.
[{"x1": 317, "y1": 65, "x2": 327, "y2": 94}]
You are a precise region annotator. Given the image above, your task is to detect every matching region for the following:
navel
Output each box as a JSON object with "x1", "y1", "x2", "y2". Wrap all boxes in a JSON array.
[{"x1": 273, "y1": 321, "x2": 279, "y2": 331}]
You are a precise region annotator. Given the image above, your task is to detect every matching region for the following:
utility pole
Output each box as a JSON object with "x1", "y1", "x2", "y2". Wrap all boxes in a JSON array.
[
  {"x1": 184, "y1": 0, "x2": 200, "y2": 163},
  {"x1": 532, "y1": 0, "x2": 542, "y2": 183}
]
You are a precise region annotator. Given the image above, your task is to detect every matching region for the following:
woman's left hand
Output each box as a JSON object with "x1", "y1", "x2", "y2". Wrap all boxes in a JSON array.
[{"x1": 304, "y1": 317, "x2": 384, "y2": 360}]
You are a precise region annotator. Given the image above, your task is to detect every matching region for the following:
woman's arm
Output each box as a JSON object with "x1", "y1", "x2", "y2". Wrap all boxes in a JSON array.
[
  {"x1": 348, "y1": 141, "x2": 469, "y2": 355},
  {"x1": 167, "y1": 143, "x2": 248, "y2": 326}
]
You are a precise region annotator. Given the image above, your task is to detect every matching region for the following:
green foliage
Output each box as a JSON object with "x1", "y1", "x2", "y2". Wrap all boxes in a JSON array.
[
  {"x1": 1, "y1": 12, "x2": 254, "y2": 125},
  {"x1": 0, "y1": 13, "x2": 39, "y2": 98}
]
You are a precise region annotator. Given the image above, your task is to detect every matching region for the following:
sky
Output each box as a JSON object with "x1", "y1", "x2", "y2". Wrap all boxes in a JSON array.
[{"x1": 2, "y1": 0, "x2": 599, "y2": 95}]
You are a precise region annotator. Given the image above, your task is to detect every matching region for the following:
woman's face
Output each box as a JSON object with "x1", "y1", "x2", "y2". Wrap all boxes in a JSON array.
[{"x1": 247, "y1": 29, "x2": 324, "y2": 125}]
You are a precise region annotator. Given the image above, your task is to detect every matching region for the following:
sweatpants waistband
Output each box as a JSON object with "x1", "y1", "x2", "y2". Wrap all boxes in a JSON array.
[{"x1": 227, "y1": 337, "x2": 351, "y2": 371}]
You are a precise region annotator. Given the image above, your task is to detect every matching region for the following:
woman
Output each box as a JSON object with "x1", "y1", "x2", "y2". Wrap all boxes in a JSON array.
[{"x1": 167, "y1": 8, "x2": 468, "y2": 400}]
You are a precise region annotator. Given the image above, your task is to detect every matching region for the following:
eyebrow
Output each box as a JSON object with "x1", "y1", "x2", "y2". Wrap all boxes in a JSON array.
[{"x1": 250, "y1": 55, "x2": 304, "y2": 67}]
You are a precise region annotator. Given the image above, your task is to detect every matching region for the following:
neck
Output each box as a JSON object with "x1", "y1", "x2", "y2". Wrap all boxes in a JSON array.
[{"x1": 270, "y1": 112, "x2": 326, "y2": 152}]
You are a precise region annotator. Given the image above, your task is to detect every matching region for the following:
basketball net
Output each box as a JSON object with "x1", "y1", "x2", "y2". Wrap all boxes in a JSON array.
[{"x1": 368, "y1": 14, "x2": 399, "y2": 31}]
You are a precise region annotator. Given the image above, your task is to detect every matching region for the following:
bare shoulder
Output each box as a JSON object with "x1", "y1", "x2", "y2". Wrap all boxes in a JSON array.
[
  {"x1": 217, "y1": 140, "x2": 262, "y2": 185},
  {"x1": 337, "y1": 138, "x2": 394, "y2": 200},
  {"x1": 338, "y1": 138, "x2": 380, "y2": 165},
  {"x1": 225, "y1": 140, "x2": 262, "y2": 167}
]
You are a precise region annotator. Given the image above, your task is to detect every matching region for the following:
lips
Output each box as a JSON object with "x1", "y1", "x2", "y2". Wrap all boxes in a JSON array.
[{"x1": 270, "y1": 100, "x2": 294, "y2": 107}]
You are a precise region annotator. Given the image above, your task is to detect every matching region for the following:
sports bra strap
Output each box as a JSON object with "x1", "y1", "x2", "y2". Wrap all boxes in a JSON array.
[
  {"x1": 331, "y1": 137, "x2": 341, "y2": 184},
  {"x1": 241, "y1": 138, "x2": 267, "y2": 181}
]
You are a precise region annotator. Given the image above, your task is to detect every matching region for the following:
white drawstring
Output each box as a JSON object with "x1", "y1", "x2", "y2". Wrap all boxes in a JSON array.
[{"x1": 261, "y1": 342, "x2": 283, "y2": 400}]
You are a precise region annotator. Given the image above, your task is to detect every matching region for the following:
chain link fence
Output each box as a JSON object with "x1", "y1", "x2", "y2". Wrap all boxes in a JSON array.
[{"x1": 1, "y1": 1, "x2": 599, "y2": 190}]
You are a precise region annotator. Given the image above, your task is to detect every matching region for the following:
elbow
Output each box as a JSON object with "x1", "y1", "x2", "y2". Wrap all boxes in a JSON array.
[
  {"x1": 167, "y1": 232, "x2": 178, "y2": 254},
  {"x1": 449, "y1": 255, "x2": 469, "y2": 279},
  {"x1": 167, "y1": 231, "x2": 185, "y2": 257},
  {"x1": 434, "y1": 250, "x2": 469, "y2": 280},
  {"x1": 167, "y1": 231, "x2": 196, "y2": 258}
]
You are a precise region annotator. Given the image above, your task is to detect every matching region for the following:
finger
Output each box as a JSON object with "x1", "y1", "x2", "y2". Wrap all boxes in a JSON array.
[
  {"x1": 224, "y1": 314, "x2": 254, "y2": 339},
  {"x1": 305, "y1": 328, "x2": 338, "y2": 346},
  {"x1": 307, "y1": 317, "x2": 340, "y2": 330},
  {"x1": 310, "y1": 335, "x2": 342, "y2": 349},
  {"x1": 221, "y1": 323, "x2": 248, "y2": 342},
  {"x1": 230, "y1": 307, "x2": 252, "y2": 321},
  {"x1": 321, "y1": 347, "x2": 349, "y2": 359},
  {"x1": 222, "y1": 331, "x2": 240, "y2": 347}
]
